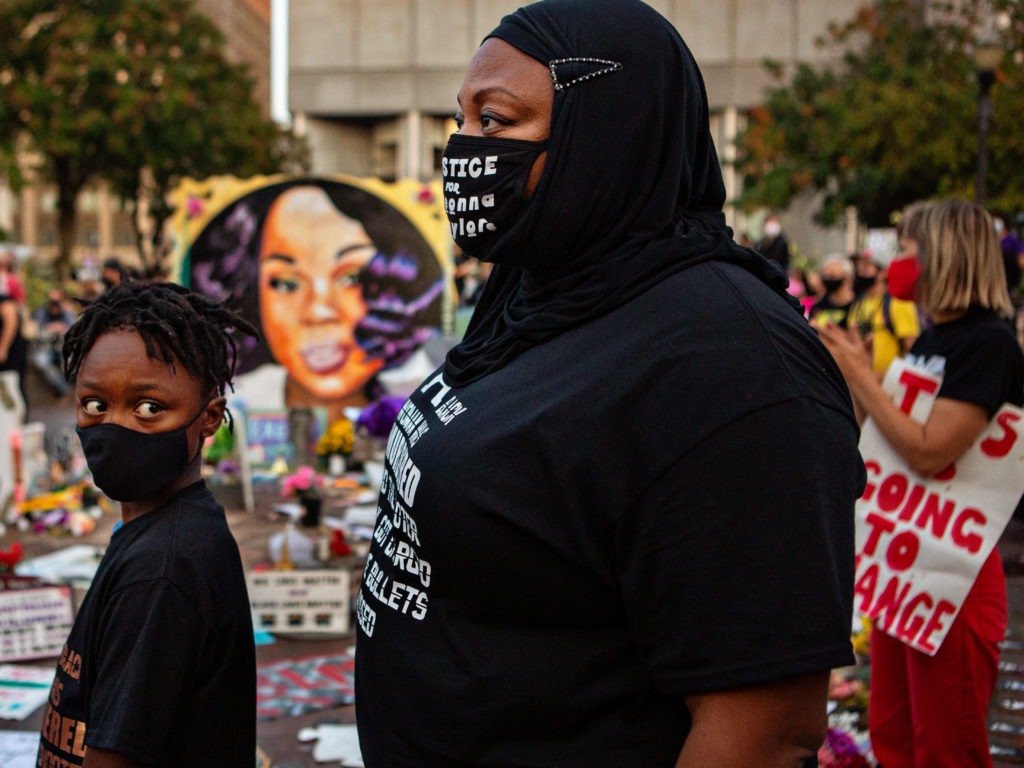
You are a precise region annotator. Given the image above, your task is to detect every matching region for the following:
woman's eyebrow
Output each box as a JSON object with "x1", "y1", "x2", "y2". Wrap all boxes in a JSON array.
[
  {"x1": 335, "y1": 244, "x2": 375, "y2": 262},
  {"x1": 457, "y1": 86, "x2": 520, "y2": 106},
  {"x1": 263, "y1": 253, "x2": 296, "y2": 264}
]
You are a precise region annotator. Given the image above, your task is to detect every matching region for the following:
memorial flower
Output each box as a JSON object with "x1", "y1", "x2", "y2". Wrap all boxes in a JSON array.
[
  {"x1": 280, "y1": 466, "x2": 323, "y2": 502},
  {"x1": 317, "y1": 417, "x2": 355, "y2": 458}
]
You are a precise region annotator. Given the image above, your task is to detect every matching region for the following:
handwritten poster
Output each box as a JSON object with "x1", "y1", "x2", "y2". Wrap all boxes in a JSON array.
[{"x1": 854, "y1": 359, "x2": 1024, "y2": 655}]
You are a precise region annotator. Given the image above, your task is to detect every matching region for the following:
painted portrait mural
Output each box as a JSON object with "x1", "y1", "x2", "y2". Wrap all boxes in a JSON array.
[{"x1": 170, "y1": 176, "x2": 451, "y2": 423}]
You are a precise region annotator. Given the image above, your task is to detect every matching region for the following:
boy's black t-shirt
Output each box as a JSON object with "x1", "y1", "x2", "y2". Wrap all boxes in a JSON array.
[
  {"x1": 355, "y1": 262, "x2": 865, "y2": 767},
  {"x1": 37, "y1": 481, "x2": 256, "y2": 767}
]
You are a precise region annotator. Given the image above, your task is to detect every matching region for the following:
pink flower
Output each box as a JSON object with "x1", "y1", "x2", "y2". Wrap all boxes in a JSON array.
[{"x1": 280, "y1": 466, "x2": 321, "y2": 498}]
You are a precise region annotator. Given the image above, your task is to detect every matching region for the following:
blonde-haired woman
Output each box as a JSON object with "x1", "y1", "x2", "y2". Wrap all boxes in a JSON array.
[{"x1": 822, "y1": 198, "x2": 1024, "y2": 768}]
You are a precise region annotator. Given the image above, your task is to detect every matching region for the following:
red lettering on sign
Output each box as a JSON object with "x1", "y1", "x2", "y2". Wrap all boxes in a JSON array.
[
  {"x1": 917, "y1": 599, "x2": 957, "y2": 653},
  {"x1": 886, "y1": 531, "x2": 920, "y2": 571},
  {"x1": 915, "y1": 492, "x2": 955, "y2": 538},
  {"x1": 951, "y1": 508, "x2": 986, "y2": 554},
  {"x1": 981, "y1": 411, "x2": 1020, "y2": 459},
  {"x1": 898, "y1": 482, "x2": 926, "y2": 522},
  {"x1": 894, "y1": 591, "x2": 932, "y2": 643},
  {"x1": 897, "y1": 370, "x2": 939, "y2": 414},
  {"x1": 861, "y1": 460, "x2": 882, "y2": 502},
  {"x1": 862, "y1": 512, "x2": 896, "y2": 556},
  {"x1": 878, "y1": 472, "x2": 909, "y2": 513},
  {"x1": 872, "y1": 573, "x2": 913, "y2": 629},
  {"x1": 854, "y1": 563, "x2": 879, "y2": 614}
]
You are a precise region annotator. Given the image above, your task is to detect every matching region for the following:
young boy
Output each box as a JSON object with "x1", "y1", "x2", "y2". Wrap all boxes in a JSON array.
[{"x1": 37, "y1": 282, "x2": 259, "y2": 767}]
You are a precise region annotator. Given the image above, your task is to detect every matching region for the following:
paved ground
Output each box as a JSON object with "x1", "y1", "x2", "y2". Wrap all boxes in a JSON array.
[{"x1": 5, "y1": 378, "x2": 1024, "y2": 766}]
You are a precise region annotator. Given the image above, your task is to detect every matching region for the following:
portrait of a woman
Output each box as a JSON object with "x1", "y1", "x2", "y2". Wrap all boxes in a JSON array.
[{"x1": 186, "y1": 177, "x2": 446, "y2": 422}]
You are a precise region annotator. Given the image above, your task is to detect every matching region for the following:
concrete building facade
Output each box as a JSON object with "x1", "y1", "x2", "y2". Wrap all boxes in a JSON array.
[
  {"x1": 288, "y1": 0, "x2": 863, "y2": 255},
  {"x1": 0, "y1": 0, "x2": 272, "y2": 267}
]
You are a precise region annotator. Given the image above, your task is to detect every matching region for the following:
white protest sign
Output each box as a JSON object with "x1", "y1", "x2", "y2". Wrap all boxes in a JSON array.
[
  {"x1": 248, "y1": 569, "x2": 351, "y2": 635},
  {"x1": 854, "y1": 358, "x2": 1024, "y2": 655},
  {"x1": 0, "y1": 586, "x2": 74, "y2": 662}
]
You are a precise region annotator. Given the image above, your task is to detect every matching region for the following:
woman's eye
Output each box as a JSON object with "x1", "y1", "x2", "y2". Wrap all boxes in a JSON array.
[
  {"x1": 480, "y1": 112, "x2": 509, "y2": 131},
  {"x1": 81, "y1": 399, "x2": 105, "y2": 416},
  {"x1": 136, "y1": 402, "x2": 164, "y2": 418},
  {"x1": 268, "y1": 275, "x2": 302, "y2": 294},
  {"x1": 453, "y1": 112, "x2": 464, "y2": 130},
  {"x1": 335, "y1": 272, "x2": 360, "y2": 289}
]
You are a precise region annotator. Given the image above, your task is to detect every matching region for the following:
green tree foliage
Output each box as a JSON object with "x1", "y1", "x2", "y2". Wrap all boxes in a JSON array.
[
  {"x1": 735, "y1": 0, "x2": 1024, "y2": 227},
  {"x1": 0, "y1": 0, "x2": 307, "y2": 278}
]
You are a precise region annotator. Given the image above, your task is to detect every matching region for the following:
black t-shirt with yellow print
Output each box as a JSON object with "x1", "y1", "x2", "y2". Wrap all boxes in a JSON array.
[{"x1": 37, "y1": 482, "x2": 255, "y2": 767}]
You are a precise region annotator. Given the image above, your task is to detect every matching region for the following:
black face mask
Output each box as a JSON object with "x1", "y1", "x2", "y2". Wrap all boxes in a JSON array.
[
  {"x1": 822, "y1": 277, "x2": 845, "y2": 294},
  {"x1": 76, "y1": 407, "x2": 207, "y2": 502},
  {"x1": 442, "y1": 133, "x2": 548, "y2": 262},
  {"x1": 853, "y1": 274, "x2": 877, "y2": 295}
]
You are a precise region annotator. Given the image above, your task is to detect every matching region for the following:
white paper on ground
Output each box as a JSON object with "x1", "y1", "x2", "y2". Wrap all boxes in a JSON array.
[
  {"x1": 0, "y1": 730, "x2": 41, "y2": 767},
  {"x1": 297, "y1": 723, "x2": 364, "y2": 766}
]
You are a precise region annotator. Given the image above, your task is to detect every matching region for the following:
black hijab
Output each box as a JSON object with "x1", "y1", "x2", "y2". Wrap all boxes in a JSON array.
[{"x1": 444, "y1": 0, "x2": 797, "y2": 386}]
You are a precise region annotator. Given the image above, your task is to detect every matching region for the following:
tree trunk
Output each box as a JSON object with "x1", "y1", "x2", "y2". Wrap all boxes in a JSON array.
[
  {"x1": 53, "y1": 158, "x2": 84, "y2": 284},
  {"x1": 55, "y1": 191, "x2": 77, "y2": 284}
]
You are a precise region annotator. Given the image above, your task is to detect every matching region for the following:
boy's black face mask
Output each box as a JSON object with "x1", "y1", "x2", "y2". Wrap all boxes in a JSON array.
[{"x1": 76, "y1": 407, "x2": 206, "y2": 502}]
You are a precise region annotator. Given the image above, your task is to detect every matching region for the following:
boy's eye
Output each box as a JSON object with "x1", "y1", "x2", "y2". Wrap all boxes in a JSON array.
[
  {"x1": 81, "y1": 399, "x2": 105, "y2": 416},
  {"x1": 136, "y1": 402, "x2": 164, "y2": 418},
  {"x1": 269, "y1": 275, "x2": 302, "y2": 294}
]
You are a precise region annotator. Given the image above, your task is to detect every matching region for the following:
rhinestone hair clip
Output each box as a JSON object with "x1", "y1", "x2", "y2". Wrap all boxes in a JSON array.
[{"x1": 548, "y1": 57, "x2": 623, "y2": 91}]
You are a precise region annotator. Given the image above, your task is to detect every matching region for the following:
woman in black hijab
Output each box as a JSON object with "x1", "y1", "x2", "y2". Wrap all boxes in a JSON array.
[{"x1": 355, "y1": 2, "x2": 864, "y2": 765}]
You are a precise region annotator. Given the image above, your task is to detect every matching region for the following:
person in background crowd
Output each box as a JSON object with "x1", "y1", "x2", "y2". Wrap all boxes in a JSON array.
[
  {"x1": 101, "y1": 257, "x2": 125, "y2": 292},
  {"x1": 996, "y1": 212, "x2": 1024, "y2": 347},
  {"x1": 756, "y1": 214, "x2": 791, "y2": 270},
  {"x1": 846, "y1": 252, "x2": 920, "y2": 379},
  {"x1": 0, "y1": 272, "x2": 28, "y2": 410},
  {"x1": 0, "y1": 248, "x2": 25, "y2": 305},
  {"x1": 821, "y1": 199, "x2": 1023, "y2": 768},
  {"x1": 38, "y1": 281, "x2": 259, "y2": 767},
  {"x1": 355, "y1": 1, "x2": 864, "y2": 766},
  {"x1": 809, "y1": 253, "x2": 856, "y2": 328},
  {"x1": 786, "y1": 267, "x2": 822, "y2": 318},
  {"x1": 30, "y1": 288, "x2": 77, "y2": 397}
]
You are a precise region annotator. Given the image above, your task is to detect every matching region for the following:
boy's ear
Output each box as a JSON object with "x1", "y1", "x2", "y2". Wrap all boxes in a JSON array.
[{"x1": 200, "y1": 396, "x2": 228, "y2": 438}]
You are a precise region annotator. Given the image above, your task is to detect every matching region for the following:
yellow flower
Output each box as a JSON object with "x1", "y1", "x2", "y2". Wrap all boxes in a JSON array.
[{"x1": 316, "y1": 417, "x2": 355, "y2": 456}]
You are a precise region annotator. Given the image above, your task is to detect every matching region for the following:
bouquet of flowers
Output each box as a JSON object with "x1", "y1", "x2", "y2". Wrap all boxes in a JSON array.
[
  {"x1": 280, "y1": 466, "x2": 323, "y2": 503},
  {"x1": 317, "y1": 418, "x2": 355, "y2": 460},
  {"x1": 818, "y1": 723, "x2": 873, "y2": 767}
]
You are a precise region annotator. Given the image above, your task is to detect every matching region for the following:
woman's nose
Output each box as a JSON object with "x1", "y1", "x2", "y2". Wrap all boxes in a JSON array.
[{"x1": 304, "y1": 276, "x2": 339, "y2": 323}]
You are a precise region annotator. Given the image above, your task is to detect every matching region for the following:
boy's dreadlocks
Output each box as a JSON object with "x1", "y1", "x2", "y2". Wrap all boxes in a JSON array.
[{"x1": 63, "y1": 281, "x2": 259, "y2": 400}]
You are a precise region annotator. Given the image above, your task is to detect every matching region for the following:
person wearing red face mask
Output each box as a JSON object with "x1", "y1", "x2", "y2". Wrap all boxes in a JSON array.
[{"x1": 821, "y1": 199, "x2": 1023, "y2": 768}]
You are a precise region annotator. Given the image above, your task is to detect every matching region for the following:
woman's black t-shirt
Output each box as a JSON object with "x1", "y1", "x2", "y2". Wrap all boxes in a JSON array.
[{"x1": 356, "y1": 262, "x2": 864, "y2": 767}]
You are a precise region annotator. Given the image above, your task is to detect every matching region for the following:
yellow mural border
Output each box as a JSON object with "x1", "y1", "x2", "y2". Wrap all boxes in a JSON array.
[{"x1": 167, "y1": 174, "x2": 454, "y2": 332}]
